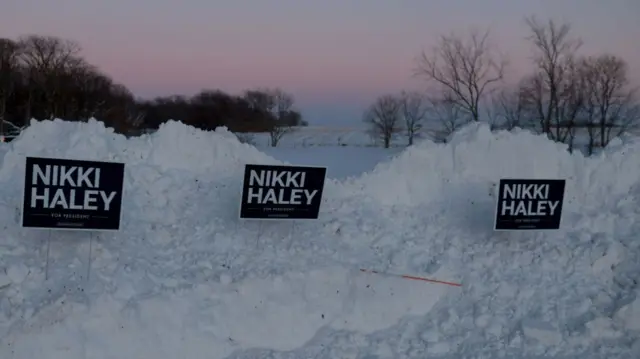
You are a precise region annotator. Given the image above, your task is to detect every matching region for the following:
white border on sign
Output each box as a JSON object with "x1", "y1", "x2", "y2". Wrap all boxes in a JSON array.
[
  {"x1": 492, "y1": 178, "x2": 566, "y2": 231},
  {"x1": 20, "y1": 156, "x2": 127, "y2": 232},
  {"x1": 237, "y1": 163, "x2": 328, "y2": 221}
]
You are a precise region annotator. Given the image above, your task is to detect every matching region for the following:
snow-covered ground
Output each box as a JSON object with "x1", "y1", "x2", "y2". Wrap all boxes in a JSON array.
[
  {"x1": 248, "y1": 124, "x2": 639, "y2": 156},
  {"x1": 261, "y1": 146, "x2": 404, "y2": 179},
  {"x1": 1, "y1": 119, "x2": 639, "y2": 359},
  {"x1": 246, "y1": 126, "x2": 418, "y2": 148}
]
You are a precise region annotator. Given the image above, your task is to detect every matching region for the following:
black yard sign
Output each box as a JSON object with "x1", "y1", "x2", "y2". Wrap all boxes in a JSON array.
[
  {"x1": 240, "y1": 164, "x2": 326, "y2": 219},
  {"x1": 494, "y1": 179, "x2": 566, "y2": 230},
  {"x1": 22, "y1": 156, "x2": 125, "y2": 230}
]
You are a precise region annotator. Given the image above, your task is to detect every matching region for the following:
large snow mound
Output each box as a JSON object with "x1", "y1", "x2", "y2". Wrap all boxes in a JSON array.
[{"x1": 0, "y1": 119, "x2": 639, "y2": 359}]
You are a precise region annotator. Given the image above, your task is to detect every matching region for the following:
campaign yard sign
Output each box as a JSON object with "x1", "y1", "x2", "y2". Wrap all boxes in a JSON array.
[
  {"x1": 240, "y1": 164, "x2": 326, "y2": 219},
  {"x1": 494, "y1": 179, "x2": 565, "y2": 230},
  {"x1": 22, "y1": 156, "x2": 125, "y2": 230}
]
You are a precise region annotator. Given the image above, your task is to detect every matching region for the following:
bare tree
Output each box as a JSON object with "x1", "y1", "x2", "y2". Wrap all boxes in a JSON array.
[
  {"x1": 521, "y1": 57, "x2": 586, "y2": 151},
  {"x1": 426, "y1": 93, "x2": 470, "y2": 142},
  {"x1": 241, "y1": 87, "x2": 298, "y2": 146},
  {"x1": 66, "y1": 61, "x2": 111, "y2": 119},
  {"x1": 559, "y1": 60, "x2": 586, "y2": 152},
  {"x1": 363, "y1": 94, "x2": 402, "y2": 148},
  {"x1": 268, "y1": 88, "x2": 295, "y2": 147},
  {"x1": 415, "y1": 29, "x2": 506, "y2": 122},
  {"x1": 0, "y1": 38, "x2": 22, "y2": 137},
  {"x1": 520, "y1": 16, "x2": 583, "y2": 142},
  {"x1": 399, "y1": 90, "x2": 427, "y2": 145},
  {"x1": 244, "y1": 88, "x2": 275, "y2": 113},
  {"x1": 489, "y1": 86, "x2": 530, "y2": 130},
  {"x1": 18, "y1": 35, "x2": 83, "y2": 120},
  {"x1": 579, "y1": 54, "x2": 639, "y2": 154}
]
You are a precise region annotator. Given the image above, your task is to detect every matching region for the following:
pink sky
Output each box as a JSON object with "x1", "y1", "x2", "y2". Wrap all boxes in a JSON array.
[{"x1": 2, "y1": 0, "x2": 639, "y2": 126}]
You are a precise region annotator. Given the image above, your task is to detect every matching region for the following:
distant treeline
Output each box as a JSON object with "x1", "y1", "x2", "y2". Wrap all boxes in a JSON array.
[{"x1": 0, "y1": 35, "x2": 307, "y2": 139}]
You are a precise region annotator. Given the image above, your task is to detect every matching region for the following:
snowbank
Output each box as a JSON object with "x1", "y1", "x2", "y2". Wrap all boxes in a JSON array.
[{"x1": 1, "y1": 118, "x2": 639, "y2": 359}]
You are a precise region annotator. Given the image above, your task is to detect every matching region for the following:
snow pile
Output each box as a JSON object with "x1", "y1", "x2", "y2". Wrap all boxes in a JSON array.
[
  {"x1": 346, "y1": 123, "x2": 634, "y2": 208},
  {"x1": 1, "y1": 119, "x2": 639, "y2": 359}
]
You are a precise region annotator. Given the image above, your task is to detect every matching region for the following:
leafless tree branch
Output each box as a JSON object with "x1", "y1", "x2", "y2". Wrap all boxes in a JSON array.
[
  {"x1": 579, "y1": 54, "x2": 639, "y2": 153},
  {"x1": 363, "y1": 94, "x2": 402, "y2": 148},
  {"x1": 520, "y1": 16, "x2": 583, "y2": 142},
  {"x1": 399, "y1": 90, "x2": 427, "y2": 145},
  {"x1": 415, "y1": 28, "x2": 507, "y2": 122},
  {"x1": 426, "y1": 92, "x2": 471, "y2": 142},
  {"x1": 268, "y1": 88, "x2": 295, "y2": 147}
]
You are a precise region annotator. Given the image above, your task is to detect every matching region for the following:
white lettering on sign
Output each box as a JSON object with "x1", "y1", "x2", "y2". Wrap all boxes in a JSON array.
[
  {"x1": 32, "y1": 164, "x2": 101, "y2": 188},
  {"x1": 246, "y1": 169, "x2": 318, "y2": 205},
  {"x1": 29, "y1": 164, "x2": 117, "y2": 211},
  {"x1": 247, "y1": 187, "x2": 318, "y2": 205},
  {"x1": 249, "y1": 169, "x2": 306, "y2": 188},
  {"x1": 500, "y1": 183, "x2": 560, "y2": 217}
]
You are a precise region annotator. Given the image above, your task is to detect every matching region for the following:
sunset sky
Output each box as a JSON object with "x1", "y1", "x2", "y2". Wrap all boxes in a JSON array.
[{"x1": 2, "y1": 0, "x2": 639, "y2": 126}]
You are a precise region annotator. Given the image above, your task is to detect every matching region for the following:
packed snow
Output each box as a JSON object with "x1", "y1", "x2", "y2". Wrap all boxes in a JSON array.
[{"x1": 1, "y1": 118, "x2": 639, "y2": 359}]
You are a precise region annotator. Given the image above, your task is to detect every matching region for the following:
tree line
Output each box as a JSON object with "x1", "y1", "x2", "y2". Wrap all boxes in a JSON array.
[
  {"x1": 364, "y1": 16, "x2": 640, "y2": 155},
  {"x1": 0, "y1": 35, "x2": 307, "y2": 145}
]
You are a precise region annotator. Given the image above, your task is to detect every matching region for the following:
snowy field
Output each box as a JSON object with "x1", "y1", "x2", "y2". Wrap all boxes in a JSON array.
[
  {"x1": 249, "y1": 124, "x2": 640, "y2": 155},
  {"x1": 260, "y1": 146, "x2": 404, "y2": 179},
  {"x1": 1, "y1": 119, "x2": 639, "y2": 359},
  {"x1": 246, "y1": 126, "x2": 418, "y2": 148}
]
